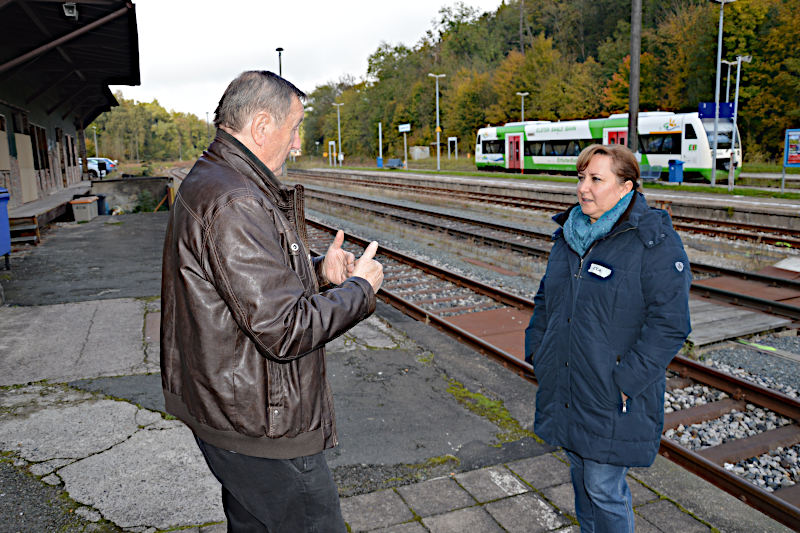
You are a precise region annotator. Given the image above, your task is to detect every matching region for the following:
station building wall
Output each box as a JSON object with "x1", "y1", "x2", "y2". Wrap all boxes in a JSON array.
[{"x1": 0, "y1": 101, "x2": 82, "y2": 209}]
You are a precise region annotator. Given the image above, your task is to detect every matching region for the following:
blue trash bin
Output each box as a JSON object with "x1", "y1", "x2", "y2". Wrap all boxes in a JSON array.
[
  {"x1": 668, "y1": 160, "x2": 684, "y2": 183},
  {"x1": 95, "y1": 193, "x2": 108, "y2": 215},
  {"x1": 0, "y1": 187, "x2": 10, "y2": 269},
  {"x1": 376, "y1": 157, "x2": 383, "y2": 169}
]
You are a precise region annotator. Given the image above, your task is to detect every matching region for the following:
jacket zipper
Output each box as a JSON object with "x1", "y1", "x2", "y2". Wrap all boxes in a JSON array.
[{"x1": 570, "y1": 227, "x2": 637, "y2": 414}]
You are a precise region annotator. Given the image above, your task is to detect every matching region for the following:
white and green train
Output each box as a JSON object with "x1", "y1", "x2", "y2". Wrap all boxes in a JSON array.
[{"x1": 474, "y1": 111, "x2": 741, "y2": 181}]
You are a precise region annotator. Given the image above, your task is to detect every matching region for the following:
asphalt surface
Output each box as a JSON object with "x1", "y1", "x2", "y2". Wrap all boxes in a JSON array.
[
  {"x1": 0, "y1": 210, "x2": 790, "y2": 532},
  {"x1": 0, "y1": 212, "x2": 545, "y2": 531}
]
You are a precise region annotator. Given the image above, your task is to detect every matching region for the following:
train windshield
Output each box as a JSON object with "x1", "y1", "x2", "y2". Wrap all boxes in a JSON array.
[{"x1": 701, "y1": 119, "x2": 741, "y2": 151}]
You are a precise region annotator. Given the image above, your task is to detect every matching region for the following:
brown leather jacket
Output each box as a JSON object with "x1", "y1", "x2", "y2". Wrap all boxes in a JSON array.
[{"x1": 160, "y1": 130, "x2": 375, "y2": 459}]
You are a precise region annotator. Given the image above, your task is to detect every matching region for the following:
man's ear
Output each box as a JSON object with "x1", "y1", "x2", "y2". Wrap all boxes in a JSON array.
[{"x1": 250, "y1": 111, "x2": 271, "y2": 147}]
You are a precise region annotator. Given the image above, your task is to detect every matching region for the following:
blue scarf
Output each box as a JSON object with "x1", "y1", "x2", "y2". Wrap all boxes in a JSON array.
[{"x1": 563, "y1": 191, "x2": 634, "y2": 257}]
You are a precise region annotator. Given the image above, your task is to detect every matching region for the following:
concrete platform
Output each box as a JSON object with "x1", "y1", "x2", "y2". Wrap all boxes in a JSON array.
[{"x1": 0, "y1": 211, "x2": 793, "y2": 532}]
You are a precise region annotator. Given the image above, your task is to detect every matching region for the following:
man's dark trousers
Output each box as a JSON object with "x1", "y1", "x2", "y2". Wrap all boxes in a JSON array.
[{"x1": 195, "y1": 436, "x2": 346, "y2": 532}]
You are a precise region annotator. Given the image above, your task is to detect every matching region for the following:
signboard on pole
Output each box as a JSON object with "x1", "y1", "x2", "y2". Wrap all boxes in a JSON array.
[
  {"x1": 785, "y1": 129, "x2": 800, "y2": 167},
  {"x1": 398, "y1": 123, "x2": 411, "y2": 133},
  {"x1": 780, "y1": 129, "x2": 800, "y2": 193}
]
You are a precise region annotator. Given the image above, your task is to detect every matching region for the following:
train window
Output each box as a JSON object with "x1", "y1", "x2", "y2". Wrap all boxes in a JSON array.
[
  {"x1": 684, "y1": 123, "x2": 697, "y2": 139},
  {"x1": 524, "y1": 141, "x2": 543, "y2": 156},
  {"x1": 639, "y1": 133, "x2": 681, "y2": 154},
  {"x1": 544, "y1": 141, "x2": 569, "y2": 156},
  {"x1": 482, "y1": 140, "x2": 503, "y2": 154},
  {"x1": 566, "y1": 141, "x2": 581, "y2": 156}
]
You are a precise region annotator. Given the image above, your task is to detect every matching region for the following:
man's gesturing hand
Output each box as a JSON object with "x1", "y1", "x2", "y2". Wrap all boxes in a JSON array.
[
  {"x1": 322, "y1": 230, "x2": 356, "y2": 285},
  {"x1": 351, "y1": 241, "x2": 383, "y2": 294}
]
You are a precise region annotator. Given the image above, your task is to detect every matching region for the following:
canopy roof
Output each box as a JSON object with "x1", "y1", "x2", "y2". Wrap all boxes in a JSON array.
[{"x1": 0, "y1": 0, "x2": 139, "y2": 128}]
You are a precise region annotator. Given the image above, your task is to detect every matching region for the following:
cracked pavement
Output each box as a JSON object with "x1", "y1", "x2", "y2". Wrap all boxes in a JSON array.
[{"x1": 0, "y1": 213, "x2": 541, "y2": 532}]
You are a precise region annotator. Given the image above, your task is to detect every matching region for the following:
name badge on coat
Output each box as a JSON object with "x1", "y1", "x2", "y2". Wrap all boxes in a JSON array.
[{"x1": 588, "y1": 262, "x2": 612, "y2": 279}]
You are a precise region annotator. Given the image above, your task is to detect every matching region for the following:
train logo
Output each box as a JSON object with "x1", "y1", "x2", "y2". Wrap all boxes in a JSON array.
[{"x1": 662, "y1": 118, "x2": 678, "y2": 131}]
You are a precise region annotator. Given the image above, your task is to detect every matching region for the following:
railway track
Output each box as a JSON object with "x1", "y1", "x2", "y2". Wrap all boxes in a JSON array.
[
  {"x1": 304, "y1": 218, "x2": 800, "y2": 529},
  {"x1": 290, "y1": 169, "x2": 800, "y2": 248},
  {"x1": 303, "y1": 186, "x2": 800, "y2": 322}
]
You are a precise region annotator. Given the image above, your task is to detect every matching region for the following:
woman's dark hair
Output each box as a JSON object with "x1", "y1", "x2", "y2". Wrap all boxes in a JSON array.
[
  {"x1": 214, "y1": 71, "x2": 306, "y2": 132},
  {"x1": 576, "y1": 144, "x2": 640, "y2": 189}
]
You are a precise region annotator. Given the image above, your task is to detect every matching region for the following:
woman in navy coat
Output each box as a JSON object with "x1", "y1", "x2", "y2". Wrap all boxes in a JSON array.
[{"x1": 525, "y1": 144, "x2": 691, "y2": 532}]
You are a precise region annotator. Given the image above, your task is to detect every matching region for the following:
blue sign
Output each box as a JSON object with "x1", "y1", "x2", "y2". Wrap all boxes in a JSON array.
[
  {"x1": 698, "y1": 102, "x2": 734, "y2": 119},
  {"x1": 785, "y1": 129, "x2": 800, "y2": 168}
]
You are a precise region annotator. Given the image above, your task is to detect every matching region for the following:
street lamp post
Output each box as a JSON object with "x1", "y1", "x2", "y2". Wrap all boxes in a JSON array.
[
  {"x1": 276, "y1": 47, "x2": 283, "y2": 76},
  {"x1": 721, "y1": 59, "x2": 736, "y2": 102},
  {"x1": 332, "y1": 102, "x2": 344, "y2": 167},
  {"x1": 727, "y1": 54, "x2": 751, "y2": 192},
  {"x1": 710, "y1": 0, "x2": 736, "y2": 187},
  {"x1": 92, "y1": 125, "x2": 99, "y2": 157},
  {"x1": 516, "y1": 91, "x2": 529, "y2": 122},
  {"x1": 428, "y1": 73, "x2": 446, "y2": 171}
]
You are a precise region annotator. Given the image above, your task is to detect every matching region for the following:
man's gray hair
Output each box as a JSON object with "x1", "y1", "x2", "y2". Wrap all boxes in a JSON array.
[{"x1": 214, "y1": 71, "x2": 306, "y2": 132}]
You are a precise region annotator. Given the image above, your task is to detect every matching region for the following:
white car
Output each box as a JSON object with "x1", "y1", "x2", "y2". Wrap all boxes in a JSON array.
[{"x1": 78, "y1": 158, "x2": 107, "y2": 178}]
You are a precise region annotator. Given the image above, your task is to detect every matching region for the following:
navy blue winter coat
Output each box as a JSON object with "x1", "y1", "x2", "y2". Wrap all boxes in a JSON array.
[{"x1": 525, "y1": 192, "x2": 691, "y2": 467}]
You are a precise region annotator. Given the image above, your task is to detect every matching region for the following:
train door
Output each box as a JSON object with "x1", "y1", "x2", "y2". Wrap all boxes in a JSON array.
[
  {"x1": 507, "y1": 135, "x2": 522, "y2": 170},
  {"x1": 606, "y1": 130, "x2": 627, "y2": 146},
  {"x1": 682, "y1": 120, "x2": 700, "y2": 168}
]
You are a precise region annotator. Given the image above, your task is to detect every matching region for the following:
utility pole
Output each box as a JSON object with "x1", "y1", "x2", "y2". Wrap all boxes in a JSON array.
[
  {"x1": 428, "y1": 73, "x2": 446, "y2": 171},
  {"x1": 627, "y1": 0, "x2": 641, "y2": 154},
  {"x1": 519, "y1": 0, "x2": 524, "y2": 53}
]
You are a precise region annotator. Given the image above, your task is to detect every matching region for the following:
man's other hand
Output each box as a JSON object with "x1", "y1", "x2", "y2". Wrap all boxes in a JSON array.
[
  {"x1": 322, "y1": 230, "x2": 356, "y2": 285},
  {"x1": 352, "y1": 241, "x2": 384, "y2": 294}
]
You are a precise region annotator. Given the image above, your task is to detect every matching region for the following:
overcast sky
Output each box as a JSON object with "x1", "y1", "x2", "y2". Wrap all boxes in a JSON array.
[{"x1": 110, "y1": 0, "x2": 505, "y2": 120}]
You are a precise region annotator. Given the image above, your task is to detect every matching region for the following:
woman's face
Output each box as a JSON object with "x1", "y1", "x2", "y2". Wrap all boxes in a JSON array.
[{"x1": 577, "y1": 154, "x2": 633, "y2": 223}]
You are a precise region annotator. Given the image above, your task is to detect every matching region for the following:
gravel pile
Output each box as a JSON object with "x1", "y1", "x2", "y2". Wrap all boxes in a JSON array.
[
  {"x1": 664, "y1": 404, "x2": 792, "y2": 450},
  {"x1": 725, "y1": 444, "x2": 800, "y2": 492},
  {"x1": 664, "y1": 385, "x2": 728, "y2": 413}
]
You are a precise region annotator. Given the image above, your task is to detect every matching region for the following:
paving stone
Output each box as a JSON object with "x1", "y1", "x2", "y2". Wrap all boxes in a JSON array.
[
  {"x1": 396, "y1": 475, "x2": 475, "y2": 517},
  {"x1": 29, "y1": 458, "x2": 73, "y2": 477},
  {"x1": 0, "y1": 399, "x2": 141, "y2": 462},
  {"x1": 629, "y1": 477, "x2": 658, "y2": 506},
  {"x1": 455, "y1": 465, "x2": 528, "y2": 503},
  {"x1": 484, "y1": 492, "x2": 569, "y2": 533},
  {"x1": 542, "y1": 482, "x2": 575, "y2": 518},
  {"x1": 340, "y1": 489, "x2": 413, "y2": 532},
  {"x1": 632, "y1": 513, "x2": 663, "y2": 533},
  {"x1": 74, "y1": 506, "x2": 102, "y2": 522},
  {"x1": 506, "y1": 452, "x2": 570, "y2": 489},
  {"x1": 635, "y1": 499, "x2": 711, "y2": 532},
  {"x1": 58, "y1": 424, "x2": 223, "y2": 529},
  {"x1": 372, "y1": 521, "x2": 428, "y2": 533},
  {"x1": 422, "y1": 507, "x2": 504, "y2": 533}
]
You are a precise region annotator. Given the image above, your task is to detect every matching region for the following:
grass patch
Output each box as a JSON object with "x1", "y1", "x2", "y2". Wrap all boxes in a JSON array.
[
  {"x1": 291, "y1": 160, "x2": 800, "y2": 199},
  {"x1": 446, "y1": 378, "x2": 542, "y2": 444}
]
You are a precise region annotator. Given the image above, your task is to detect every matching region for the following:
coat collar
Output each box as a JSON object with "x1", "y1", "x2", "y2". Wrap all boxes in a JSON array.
[
  {"x1": 552, "y1": 192, "x2": 670, "y2": 248},
  {"x1": 207, "y1": 129, "x2": 293, "y2": 207}
]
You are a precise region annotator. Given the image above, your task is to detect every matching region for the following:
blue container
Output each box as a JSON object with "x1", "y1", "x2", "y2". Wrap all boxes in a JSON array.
[
  {"x1": 95, "y1": 193, "x2": 108, "y2": 215},
  {"x1": 0, "y1": 187, "x2": 10, "y2": 269},
  {"x1": 376, "y1": 157, "x2": 383, "y2": 169},
  {"x1": 668, "y1": 160, "x2": 684, "y2": 183}
]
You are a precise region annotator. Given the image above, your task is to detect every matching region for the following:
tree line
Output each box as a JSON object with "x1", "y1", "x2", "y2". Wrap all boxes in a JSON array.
[
  {"x1": 302, "y1": 0, "x2": 799, "y2": 163},
  {"x1": 92, "y1": 0, "x2": 797, "y2": 164},
  {"x1": 88, "y1": 92, "x2": 211, "y2": 163}
]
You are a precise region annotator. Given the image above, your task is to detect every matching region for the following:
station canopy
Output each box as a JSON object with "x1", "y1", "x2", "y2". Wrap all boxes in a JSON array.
[{"x1": 0, "y1": 0, "x2": 140, "y2": 127}]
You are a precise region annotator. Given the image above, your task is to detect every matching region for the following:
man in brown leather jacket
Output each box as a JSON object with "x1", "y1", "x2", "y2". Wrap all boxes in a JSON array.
[{"x1": 161, "y1": 71, "x2": 383, "y2": 532}]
